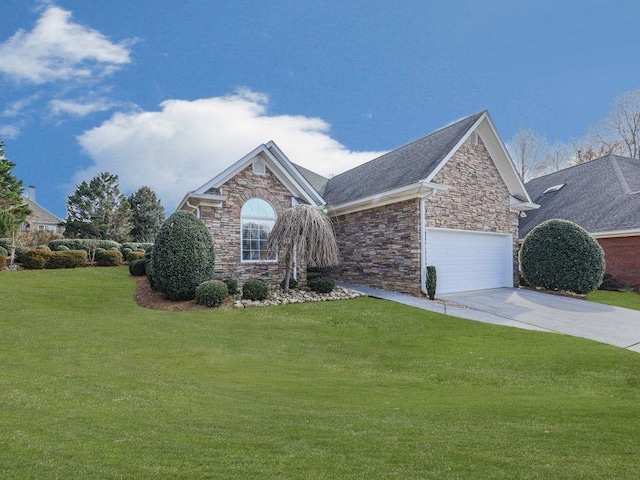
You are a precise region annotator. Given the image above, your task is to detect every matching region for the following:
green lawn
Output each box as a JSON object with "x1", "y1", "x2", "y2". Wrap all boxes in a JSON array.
[
  {"x1": 2, "y1": 267, "x2": 640, "y2": 479},
  {"x1": 588, "y1": 289, "x2": 640, "y2": 311}
]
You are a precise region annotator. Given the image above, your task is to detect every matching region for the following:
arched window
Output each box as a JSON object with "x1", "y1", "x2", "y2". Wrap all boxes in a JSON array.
[{"x1": 241, "y1": 198, "x2": 276, "y2": 261}]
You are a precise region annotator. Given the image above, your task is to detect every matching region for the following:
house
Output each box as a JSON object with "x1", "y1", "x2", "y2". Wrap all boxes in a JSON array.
[
  {"x1": 520, "y1": 154, "x2": 640, "y2": 288},
  {"x1": 179, "y1": 110, "x2": 537, "y2": 296},
  {"x1": 22, "y1": 186, "x2": 64, "y2": 234}
]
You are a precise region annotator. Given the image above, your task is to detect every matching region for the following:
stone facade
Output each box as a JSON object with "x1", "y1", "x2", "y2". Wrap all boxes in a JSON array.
[
  {"x1": 597, "y1": 236, "x2": 640, "y2": 287},
  {"x1": 426, "y1": 137, "x2": 521, "y2": 286},
  {"x1": 199, "y1": 161, "x2": 297, "y2": 284},
  {"x1": 327, "y1": 199, "x2": 422, "y2": 295},
  {"x1": 326, "y1": 137, "x2": 519, "y2": 295}
]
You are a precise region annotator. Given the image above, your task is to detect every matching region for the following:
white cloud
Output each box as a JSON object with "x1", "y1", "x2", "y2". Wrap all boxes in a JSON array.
[
  {"x1": 49, "y1": 98, "x2": 115, "y2": 117},
  {"x1": 0, "y1": 123, "x2": 22, "y2": 139},
  {"x1": 0, "y1": 5, "x2": 133, "y2": 84},
  {"x1": 76, "y1": 89, "x2": 385, "y2": 211}
]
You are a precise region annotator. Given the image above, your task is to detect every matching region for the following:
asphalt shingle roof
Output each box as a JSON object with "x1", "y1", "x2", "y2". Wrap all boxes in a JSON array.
[
  {"x1": 294, "y1": 111, "x2": 484, "y2": 206},
  {"x1": 520, "y1": 154, "x2": 640, "y2": 237}
]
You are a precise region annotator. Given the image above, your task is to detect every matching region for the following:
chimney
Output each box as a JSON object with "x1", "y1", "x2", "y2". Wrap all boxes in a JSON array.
[{"x1": 28, "y1": 185, "x2": 36, "y2": 203}]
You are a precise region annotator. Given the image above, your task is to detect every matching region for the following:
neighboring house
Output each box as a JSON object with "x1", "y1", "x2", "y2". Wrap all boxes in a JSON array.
[
  {"x1": 21, "y1": 186, "x2": 64, "y2": 234},
  {"x1": 520, "y1": 154, "x2": 640, "y2": 288},
  {"x1": 179, "y1": 110, "x2": 537, "y2": 296}
]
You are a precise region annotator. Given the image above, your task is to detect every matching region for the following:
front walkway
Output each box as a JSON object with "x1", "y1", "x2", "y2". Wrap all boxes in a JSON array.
[{"x1": 339, "y1": 283, "x2": 640, "y2": 352}]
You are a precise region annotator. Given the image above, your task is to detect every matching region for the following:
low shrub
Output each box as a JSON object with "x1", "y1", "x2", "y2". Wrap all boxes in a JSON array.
[
  {"x1": 45, "y1": 250, "x2": 87, "y2": 269},
  {"x1": 0, "y1": 246, "x2": 7, "y2": 256},
  {"x1": 599, "y1": 273, "x2": 623, "y2": 291},
  {"x1": 22, "y1": 249, "x2": 53, "y2": 269},
  {"x1": 122, "y1": 247, "x2": 132, "y2": 257},
  {"x1": 307, "y1": 276, "x2": 335, "y2": 294},
  {"x1": 121, "y1": 242, "x2": 154, "y2": 254},
  {"x1": 129, "y1": 258, "x2": 148, "y2": 276},
  {"x1": 95, "y1": 249, "x2": 123, "y2": 267},
  {"x1": 49, "y1": 239, "x2": 122, "y2": 254},
  {"x1": 54, "y1": 245, "x2": 70, "y2": 251},
  {"x1": 426, "y1": 265, "x2": 437, "y2": 300},
  {"x1": 280, "y1": 277, "x2": 299, "y2": 290},
  {"x1": 223, "y1": 277, "x2": 238, "y2": 295},
  {"x1": 242, "y1": 278, "x2": 269, "y2": 301},
  {"x1": 0, "y1": 254, "x2": 6, "y2": 269},
  {"x1": 144, "y1": 247, "x2": 153, "y2": 259},
  {"x1": 195, "y1": 280, "x2": 228, "y2": 307},
  {"x1": 126, "y1": 251, "x2": 145, "y2": 262},
  {"x1": 36, "y1": 245, "x2": 51, "y2": 251},
  {"x1": 0, "y1": 238, "x2": 21, "y2": 250},
  {"x1": 14, "y1": 246, "x2": 29, "y2": 264}
]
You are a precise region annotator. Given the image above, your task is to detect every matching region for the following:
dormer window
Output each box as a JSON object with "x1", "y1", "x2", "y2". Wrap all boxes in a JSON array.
[{"x1": 543, "y1": 184, "x2": 565, "y2": 194}]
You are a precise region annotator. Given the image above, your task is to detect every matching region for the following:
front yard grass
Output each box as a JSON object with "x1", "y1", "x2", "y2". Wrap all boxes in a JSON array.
[
  {"x1": 2, "y1": 267, "x2": 640, "y2": 479},
  {"x1": 588, "y1": 289, "x2": 640, "y2": 311}
]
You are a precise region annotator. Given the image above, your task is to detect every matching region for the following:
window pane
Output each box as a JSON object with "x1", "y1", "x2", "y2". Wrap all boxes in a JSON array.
[{"x1": 241, "y1": 199, "x2": 276, "y2": 261}]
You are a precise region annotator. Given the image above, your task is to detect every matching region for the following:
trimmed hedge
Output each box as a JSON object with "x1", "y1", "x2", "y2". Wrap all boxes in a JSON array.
[
  {"x1": 0, "y1": 246, "x2": 7, "y2": 257},
  {"x1": 520, "y1": 219, "x2": 605, "y2": 294},
  {"x1": 48, "y1": 239, "x2": 121, "y2": 254},
  {"x1": 242, "y1": 278, "x2": 269, "y2": 301},
  {"x1": 129, "y1": 258, "x2": 148, "y2": 276},
  {"x1": 46, "y1": 250, "x2": 87, "y2": 269},
  {"x1": 126, "y1": 251, "x2": 145, "y2": 262},
  {"x1": 121, "y1": 242, "x2": 153, "y2": 254},
  {"x1": 223, "y1": 277, "x2": 238, "y2": 295},
  {"x1": 0, "y1": 254, "x2": 6, "y2": 269},
  {"x1": 307, "y1": 276, "x2": 335, "y2": 294},
  {"x1": 22, "y1": 249, "x2": 53, "y2": 269},
  {"x1": 14, "y1": 246, "x2": 29, "y2": 264},
  {"x1": 95, "y1": 249, "x2": 123, "y2": 266},
  {"x1": 195, "y1": 280, "x2": 228, "y2": 307},
  {"x1": 152, "y1": 211, "x2": 215, "y2": 301},
  {"x1": 0, "y1": 238, "x2": 22, "y2": 250}
]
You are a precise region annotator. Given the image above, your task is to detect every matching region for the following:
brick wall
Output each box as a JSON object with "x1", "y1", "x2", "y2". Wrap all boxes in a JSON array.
[
  {"x1": 326, "y1": 136, "x2": 519, "y2": 295},
  {"x1": 597, "y1": 236, "x2": 640, "y2": 287},
  {"x1": 199, "y1": 161, "x2": 297, "y2": 284}
]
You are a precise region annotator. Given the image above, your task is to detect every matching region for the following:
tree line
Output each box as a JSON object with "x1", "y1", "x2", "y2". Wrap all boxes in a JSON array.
[
  {"x1": 0, "y1": 139, "x2": 165, "y2": 244},
  {"x1": 508, "y1": 87, "x2": 640, "y2": 181}
]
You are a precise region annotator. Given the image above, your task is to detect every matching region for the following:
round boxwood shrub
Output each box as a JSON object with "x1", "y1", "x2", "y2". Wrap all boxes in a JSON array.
[
  {"x1": 223, "y1": 277, "x2": 238, "y2": 295},
  {"x1": 307, "y1": 276, "x2": 335, "y2": 294},
  {"x1": 520, "y1": 219, "x2": 605, "y2": 294},
  {"x1": 95, "y1": 249, "x2": 123, "y2": 266},
  {"x1": 242, "y1": 278, "x2": 269, "y2": 301},
  {"x1": 152, "y1": 211, "x2": 215, "y2": 301},
  {"x1": 22, "y1": 249, "x2": 53, "y2": 269},
  {"x1": 195, "y1": 280, "x2": 228, "y2": 307},
  {"x1": 129, "y1": 258, "x2": 148, "y2": 276},
  {"x1": 14, "y1": 246, "x2": 29, "y2": 264},
  {"x1": 46, "y1": 250, "x2": 87, "y2": 269},
  {"x1": 0, "y1": 246, "x2": 7, "y2": 256},
  {"x1": 54, "y1": 245, "x2": 70, "y2": 251},
  {"x1": 36, "y1": 244, "x2": 51, "y2": 251},
  {"x1": 126, "y1": 250, "x2": 145, "y2": 262}
]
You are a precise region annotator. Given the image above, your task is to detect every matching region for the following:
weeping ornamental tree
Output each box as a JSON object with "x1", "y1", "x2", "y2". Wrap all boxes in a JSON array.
[{"x1": 266, "y1": 204, "x2": 340, "y2": 293}]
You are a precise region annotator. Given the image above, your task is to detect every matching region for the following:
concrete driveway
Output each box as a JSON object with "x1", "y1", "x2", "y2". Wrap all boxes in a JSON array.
[{"x1": 439, "y1": 288, "x2": 640, "y2": 352}]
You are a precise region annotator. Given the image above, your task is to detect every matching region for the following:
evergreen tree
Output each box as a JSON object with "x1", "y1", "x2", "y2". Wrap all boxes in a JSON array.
[
  {"x1": 0, "y1": 139, "x2": 31, "y2": 225},
  {"x1": 63, "y1": 172, "x2": 132, "y2": 242},
  {"x1": 128, "y1": 186, "x2": 165, "y2": 242}
]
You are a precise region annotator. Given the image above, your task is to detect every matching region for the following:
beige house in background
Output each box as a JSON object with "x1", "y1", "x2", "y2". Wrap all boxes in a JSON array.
[{"x1": 22, "y1": 186, "x2": 64, "y2": 234}]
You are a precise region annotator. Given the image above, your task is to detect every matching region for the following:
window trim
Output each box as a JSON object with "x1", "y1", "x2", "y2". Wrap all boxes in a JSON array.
[{"x1": 240, "y1": 197, "x2": 277, "y2": 263}]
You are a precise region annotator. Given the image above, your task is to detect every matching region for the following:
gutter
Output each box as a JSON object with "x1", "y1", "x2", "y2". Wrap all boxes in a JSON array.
[{"x1": 419, "y1": 190, "x2": 439, "y2": 296}]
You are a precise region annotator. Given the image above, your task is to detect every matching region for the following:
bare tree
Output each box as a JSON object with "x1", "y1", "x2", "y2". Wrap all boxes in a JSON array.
[
  {"x1": 507, "y1": 127, "x2": 549, "y2": 181},
  {"x1": 537, "y1": 141, "x2": 570, "y2": 175},
  {"x1": 266, "y1": 204, "x2": 340, "y2": 293},
  {"x1": 607, "y1": 88, "x2": 640, "y2": 159}
]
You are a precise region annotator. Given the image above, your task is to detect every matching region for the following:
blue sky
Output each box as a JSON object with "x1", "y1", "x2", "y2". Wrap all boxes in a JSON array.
[{"x1": 1, "y1": 0, "x2": 639, "y2": 218}]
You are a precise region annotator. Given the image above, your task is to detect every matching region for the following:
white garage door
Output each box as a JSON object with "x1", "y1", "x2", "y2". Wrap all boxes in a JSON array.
[{"x1": 426, "y1": 228, "x2": 513, "y2": 294}]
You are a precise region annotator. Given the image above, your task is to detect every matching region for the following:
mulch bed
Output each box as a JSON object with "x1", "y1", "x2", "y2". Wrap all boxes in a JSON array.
[{"x1": 133, "y1": 276, "x2": 234, "y2": 311}]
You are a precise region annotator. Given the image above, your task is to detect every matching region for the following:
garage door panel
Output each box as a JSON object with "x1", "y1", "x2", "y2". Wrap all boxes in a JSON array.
[{"x1": 426, "y1": 229, "x2": 513, "y2": 294}]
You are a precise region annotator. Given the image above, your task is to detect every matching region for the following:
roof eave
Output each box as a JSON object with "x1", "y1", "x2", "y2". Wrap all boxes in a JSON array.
[{"x1": 327, "y1": 181, "x2": 448, "y2": 216}]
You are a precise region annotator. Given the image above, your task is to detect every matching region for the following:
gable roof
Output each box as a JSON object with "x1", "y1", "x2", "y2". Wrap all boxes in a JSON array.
[
  {"x1": 293, "y1": 110, "x2": 534, "y2": 212},
  {"x1": 520, "y1": 154, "x2": 640, "y2": 238},
  {"x1": 23, "y1": 196, "x2": 62, "y2": 225},
  {"x1": 178, "y1": 141, "x2": 325, "y2": 212}
]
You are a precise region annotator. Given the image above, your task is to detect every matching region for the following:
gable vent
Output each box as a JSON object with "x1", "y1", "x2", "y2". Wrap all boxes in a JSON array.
[
  {"x1": 543, "y1": 184, "x2": 565, "y2": 194},
  {"x1": 253, "y1": 160, "x2": 266, "y2": 175}
]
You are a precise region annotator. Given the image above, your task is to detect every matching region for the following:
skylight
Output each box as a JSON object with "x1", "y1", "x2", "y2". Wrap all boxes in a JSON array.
[{"x1": 543, "y1": 184, "x2": 565, "y2": 194}]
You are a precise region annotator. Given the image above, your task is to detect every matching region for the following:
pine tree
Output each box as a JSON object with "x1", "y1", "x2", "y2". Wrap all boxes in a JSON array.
[{"x1": 128, "y1": 186, "x2": 165, "y2": 242}]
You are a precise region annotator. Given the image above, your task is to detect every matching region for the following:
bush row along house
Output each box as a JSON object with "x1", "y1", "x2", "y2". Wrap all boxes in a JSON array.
[{"x1": 179, "y1": 110, "x2": 539, "y2": 296}]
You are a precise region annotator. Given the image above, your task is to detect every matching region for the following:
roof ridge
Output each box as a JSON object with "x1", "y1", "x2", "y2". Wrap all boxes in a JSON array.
[{"x1": 610, "y1": 155, "x2": 632, "y2": 194}]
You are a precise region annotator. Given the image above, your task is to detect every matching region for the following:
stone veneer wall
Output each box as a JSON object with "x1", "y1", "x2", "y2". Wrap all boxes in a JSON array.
[
  {"x1": 326, "y1": 136, "x2": 520, "y2": 295},
  {"x1": 425, "y1": 137, "x2": 520, "y2": 286},
  {"x1": 327, "y1": 199, "x2": 422, "y2": 296},
  {"x1": 199, "y1": 162, "x2": 298, "y2": 284}
]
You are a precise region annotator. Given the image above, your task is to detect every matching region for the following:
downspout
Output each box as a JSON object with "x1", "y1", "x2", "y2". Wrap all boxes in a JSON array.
[
  {"x1": 420, "y1": 191, "x2": 438, "y2": 296},
  {"x1": 185, "y1": 197, "x2": 200, "y2": 218}
]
